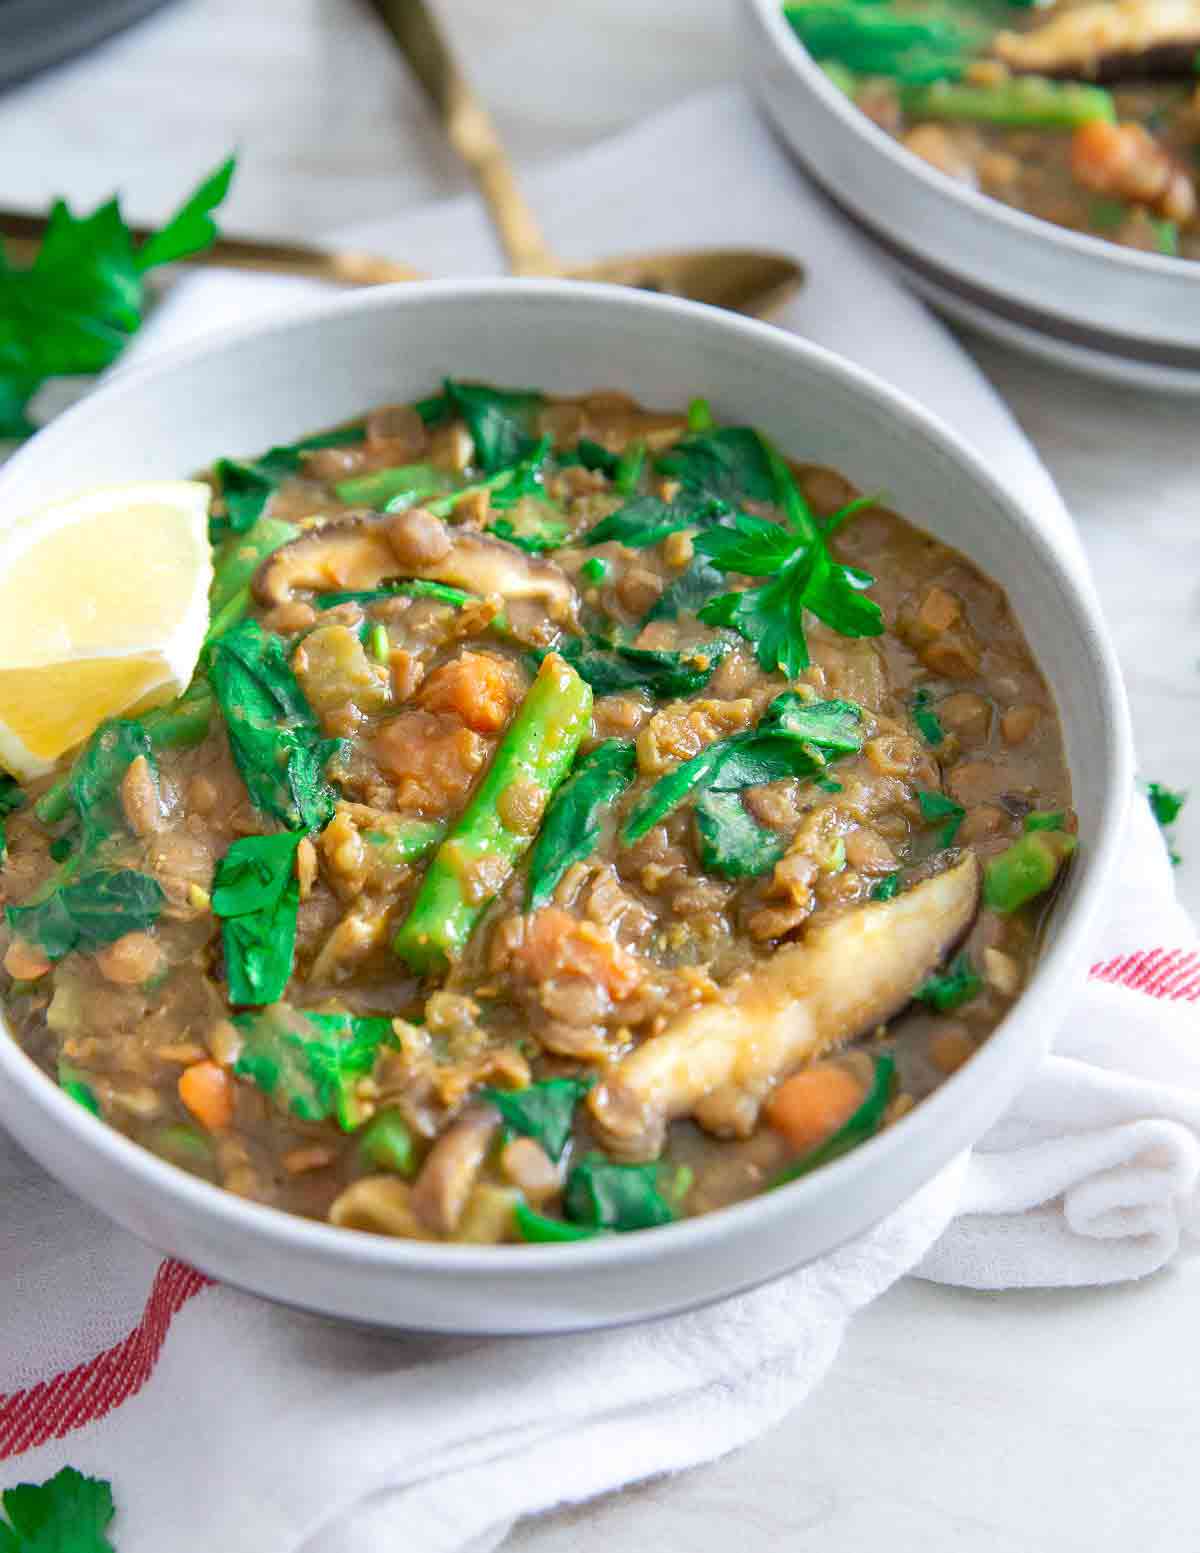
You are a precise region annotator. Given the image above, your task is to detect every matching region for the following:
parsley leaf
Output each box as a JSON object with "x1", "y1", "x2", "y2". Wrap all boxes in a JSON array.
[
  {"x1": 1147, "y1": 780, "x2": 1187, "y2": 865},
  {"x1": 442, "y1": 378, "x2": 544, "y2": 472},
  {"x1": 526, "y1": 740, "x2": 637, "y2": 910},
  {"x1": 207, "y1": 619, "x2": 342, "y2": 831},
  {"x1": 695, "y1": 445, "x2": 883, "y2": 675},
  {"x1": 233, "y1": 1004, "x2": 397, "y2": 1130},
  {"x1": 7, "y1": 868, "x2": 164, "y2": 962},
  {"x1": 549, "y1": 635, "x2": 729, "y2": 699},
  {"x1": 134, "y1": 154, "x2": 236, "y2": 270},
  {"x1": 0, "y1": 1466, "x2": 116, "y2": 1553},
  {"x1": 481, "y1": 1076, "x2": 594, "y2": 1161},
  {"x1": 917, "y1": 788, "x2": 966, "y2": 847},
  {"x1": 211, "y1": 832, "x2": 302, "y2": 1006},
  {"x1": 915, "y1": 951, "x2": 982, "y2": 1012},
  {"x1": 0, "y1": 157, "x2": 236, "y2": 439},
  {"x1": 564, "y1": 1152, "x2": 676, "y2": 1231},
  {"x1": 694, "y1": 790, "x2": 786, "y2": 879}
]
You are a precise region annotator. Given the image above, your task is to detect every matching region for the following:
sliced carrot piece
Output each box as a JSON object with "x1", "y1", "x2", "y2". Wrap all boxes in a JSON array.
[
  {"x1": 764, "y1": 1064, "x2": 866, "y2": 1155},
  {"x1": 178, "y1": 1060, "x2": 235, "y2": 1132}
]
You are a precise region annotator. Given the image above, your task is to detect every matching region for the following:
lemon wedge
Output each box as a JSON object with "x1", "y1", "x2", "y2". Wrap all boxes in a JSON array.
[{"x1": 0, "y1": 481, "x2": 212, "y2": 779}]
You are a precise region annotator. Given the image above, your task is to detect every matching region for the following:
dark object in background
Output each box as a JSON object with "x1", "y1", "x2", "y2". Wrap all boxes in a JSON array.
[{"x1": 0, "y1": 0, "x2": 174, "y2": 90}]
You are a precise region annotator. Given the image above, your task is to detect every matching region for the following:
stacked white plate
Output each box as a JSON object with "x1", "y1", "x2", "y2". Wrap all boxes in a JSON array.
[
  {"x1": 0, "y1": 0, "x2": 172, "y2": 88},
  {"x1": 741, "y1": 0, "x2": 1200, "y2": 391}
]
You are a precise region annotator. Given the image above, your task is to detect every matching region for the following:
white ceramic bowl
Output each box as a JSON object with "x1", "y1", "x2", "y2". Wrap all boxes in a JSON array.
[
  {"x1": 742, "y1": 0, "x2": 1200, "y2": 379},
  {"x1": 0, "y1": 280, "x2": 1132, "y2": 1333}
]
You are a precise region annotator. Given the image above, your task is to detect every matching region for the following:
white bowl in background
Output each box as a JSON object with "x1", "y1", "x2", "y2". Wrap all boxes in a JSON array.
[
  {"x1": 0, "y1": 280, "x2": 1132, "y2": 1333},
  {"x1": 741, "y1": 0, "x2": 1200, "y2": 388}
]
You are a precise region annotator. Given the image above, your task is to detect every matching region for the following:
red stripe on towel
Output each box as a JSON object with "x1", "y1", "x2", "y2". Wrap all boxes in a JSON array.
[
  {"x1": 0, "y1": 1259, "x2": 210, "y2": 1459},
  {"x1": 1089, "y1": 948, "x2": 1200, "y2": 1003}
]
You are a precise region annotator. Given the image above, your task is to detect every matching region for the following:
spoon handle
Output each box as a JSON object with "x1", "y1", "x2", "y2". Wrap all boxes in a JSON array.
[{"x1": 368, "y1": 0, "x2": 556, "y2": 276}]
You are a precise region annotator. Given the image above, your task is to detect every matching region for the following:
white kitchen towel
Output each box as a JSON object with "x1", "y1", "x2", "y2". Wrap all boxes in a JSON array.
[{"x1": 1, "y1": 86, "x2": 1196, "y2": 1552}]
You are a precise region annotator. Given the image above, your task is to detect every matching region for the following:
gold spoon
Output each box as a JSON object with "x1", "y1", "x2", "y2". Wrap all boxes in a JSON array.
[
  {"x1": 0, "y1": 210, "x2": 424, "y2": 287},
  {"x1": 367, "y1": 0, "x2": 804, "y2": 318}
]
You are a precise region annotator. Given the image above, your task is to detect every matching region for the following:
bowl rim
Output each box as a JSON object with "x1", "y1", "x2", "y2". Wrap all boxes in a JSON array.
[
  {"x1": 0, "y1": 276, "x2": 1134, "y2": 1280},
  {"x1": 746, "y1": 0, "x2": 1200, "y2": 284}
]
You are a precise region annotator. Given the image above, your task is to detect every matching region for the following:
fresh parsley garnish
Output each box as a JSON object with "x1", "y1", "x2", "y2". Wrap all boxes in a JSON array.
[
  {"x1": 207, "y1": 619, "x2": 343, "y2": 832},
  {"x1": 917, "y1": 788, "x2": 966, "y2": 847},
  {"x1": 695, "y1": 443, "x2": 882, "y2": 676},
  {"x1": 915, "y1": 951, "x2": 982, "y2": 1012},
  {"x1": 0, "y1": 1466, "x2": 117, "y2": 1553},
  {"x1": 480, "y1": 1076, "x2": 594, "y2": 1161},
  {"x1": 0, "y1": 157, "x2": 236, "y2": 439},
  {"x1": 526, "y1": 740, "x2": 637, "y2": 910},
  {"x1": 211, "y1": 832, "x2": 303, "y2": 1006},
  {"x1": 233, "y1": 1004, "x2": 397, "y2": 1131},
  {"x1": 1147, "y1": 781, "x2": 1187, "y2": 865}
]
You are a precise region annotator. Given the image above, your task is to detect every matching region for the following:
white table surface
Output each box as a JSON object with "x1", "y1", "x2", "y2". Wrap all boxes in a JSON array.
[{"x1": 2, "y1": 1, "x2": 1195, "y2": 1546}]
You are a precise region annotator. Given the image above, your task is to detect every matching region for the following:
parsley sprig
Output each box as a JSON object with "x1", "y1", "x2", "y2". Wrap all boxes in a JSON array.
[
  {"x1": 0, "y1": 156, "x2": 236, "y2": 439},
  {"x1": 0, "y1": 1466, "x2": 116, "y2": 1553},
  {"x1": 695, "y1": 441, "x2": 883, "y2": 676}
]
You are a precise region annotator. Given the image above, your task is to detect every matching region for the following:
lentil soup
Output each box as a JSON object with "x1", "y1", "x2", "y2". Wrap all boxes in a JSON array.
[
  {"x1": 0, "y1": 383, "x2": 1076, "y2": 1245},
  {"x1": 784, "y1": 0, "x2": 1200, "y2": 258}
]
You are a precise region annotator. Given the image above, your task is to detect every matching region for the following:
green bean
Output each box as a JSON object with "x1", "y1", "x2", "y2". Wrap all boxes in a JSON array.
[
  {"x1": 902, "y1": 77, "x2": 1115, "y2": 129},
  {"x1": 393, "y1": 654, "x2": 592, "y2": 974},
  {"x1": 335, "y1": 462, "x2": 449, "y2": 508},
  {"x1": 359, "y1": 1110, "x2": 418, "y2": 1176}
]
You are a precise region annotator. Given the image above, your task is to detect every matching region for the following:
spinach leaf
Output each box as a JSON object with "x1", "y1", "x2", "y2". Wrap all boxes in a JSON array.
[
  {"x1": 584, "y1": 492, "x2": 728, "y2": 549},
  {"x1": 911, "y1": 687, "x2": 944, "y2": 746},
  {"x1": 481, "y1": 1076, "x2": 594, "y2": 1161},
  {"x1": 656, "y1": 426, "x2": 775, "y2": 505},
  {"x1": 526, "y1": 740, "x2": 637, "y2": 910},
  {"x1": 870, "y1": 872, "x2": 902, "y2": 901},
  {"x1": 7, "y1": 868, "x2": 164, "y2": 962},
  {"x1": 207, "y1": 619, "x2": 343, "y2": 831},
  {"x1": 770, "y1": 1054, "x2": 895, "y2": 1188},
  {"x1": 233, "y1": 1004, "x2": 397, "y2": 1130},
  {"x1": 551, "y1": 635, "x2": 728, "y2": 699},
  {"x1": 443, "y1": 379, "x2": 544, "y2": 472},
  {"x1": 643, "y1": 555, "x2": 728, "y2": 624},
  {"x1": 622, "y1": 693, "x2": 865, "y2": 843},
  {"x1": 694, "y1": 790, "x2": 786, "y2": 879},
  {"x1": 514, "y1": 1202, "x2": 602, "y2": 1242},
  {"x1": 68, "y1": 718, "x2": 155, "y2": 852},
  {"x1": 915, "y1": 952, "x2": 982, "y2": 1013},
  {"x1": 564, "y1": 1152, "x2": 676, "y2": 1231},
  {"x1": 0, "y1": 775, "x2": 25, "y2": 864},
  {"x1": 562, "y1": 438, "x2": 619, "y2": 477},
  {"x1": 210, "y1": 423, "x2": 367, "y2": 541},
  {"x1": 211, "y1": 831, "x2": 302, "y2": 1006},
  {"x1": 917, "y1": 788, "x2": 966, "y2": 847}
]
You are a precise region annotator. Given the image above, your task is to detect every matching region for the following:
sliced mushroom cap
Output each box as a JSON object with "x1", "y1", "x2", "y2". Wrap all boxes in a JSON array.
[
  {"x1": 409, "y1": 1104, "x2": 500, "y2": 1235},
  {"x1": 589, "y1": 851, "x2": 981, "y2": 1161},
  {"x1": 993, "y1": 0, "x2": 1200, "y2": 81},
  {"x1": 253, "y1": 509, "x2": 577, "y2": 625}
]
